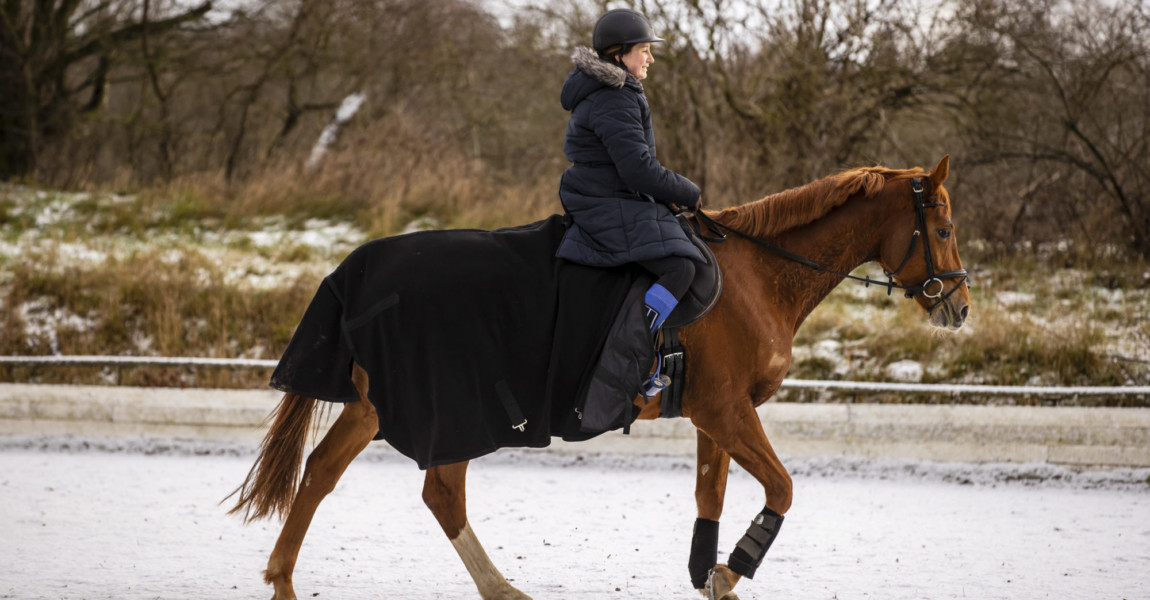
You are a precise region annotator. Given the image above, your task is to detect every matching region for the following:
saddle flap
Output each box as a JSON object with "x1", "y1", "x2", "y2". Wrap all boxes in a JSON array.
[{"x1": 664, "y1": 215, "x2": 723, "y2": 330}]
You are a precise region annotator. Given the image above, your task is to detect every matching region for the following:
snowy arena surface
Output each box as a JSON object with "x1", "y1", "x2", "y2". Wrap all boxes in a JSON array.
[{"x1": 2, "y1": 436, "x2": 1148, "y2": 600}]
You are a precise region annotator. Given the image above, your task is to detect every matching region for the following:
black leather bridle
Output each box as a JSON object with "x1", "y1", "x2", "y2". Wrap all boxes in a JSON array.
[{"x1": 690, "y1": 177, "x2": 969, "y2": 312}]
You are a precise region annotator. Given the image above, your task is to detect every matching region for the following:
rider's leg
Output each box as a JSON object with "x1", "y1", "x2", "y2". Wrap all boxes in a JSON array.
[
  {"x1": 639, "y1": 255, "x2": 696, "y2": 328},
  {"x1": 637, "y1": 256, "x2": 696, "y2": 395}
]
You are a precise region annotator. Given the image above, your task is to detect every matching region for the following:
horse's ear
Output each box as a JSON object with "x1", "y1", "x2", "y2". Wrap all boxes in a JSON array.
[{"x1": 929, "y1": 155, "x2": 950, "y2": 190}]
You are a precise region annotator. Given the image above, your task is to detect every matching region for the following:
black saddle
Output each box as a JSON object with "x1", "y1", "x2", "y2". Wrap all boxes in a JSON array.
[
  {"x1": 664, "y1": 214, "x2": 723, "y2": 329},
  {"x1": 577, "y1": 215, "x2": 723, "y2": 433}
]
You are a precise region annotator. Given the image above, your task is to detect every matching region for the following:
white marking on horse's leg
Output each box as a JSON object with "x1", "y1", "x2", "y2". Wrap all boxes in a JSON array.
[
  {"x1": 705, "y1": 566, "x2": 740, "y2": 600},
  {"x1": 450, "y1": 522, "x2": 532, "y2": 600},
  {"x1": 701, "y1": 464, "x2": 711, "y2": 476}
]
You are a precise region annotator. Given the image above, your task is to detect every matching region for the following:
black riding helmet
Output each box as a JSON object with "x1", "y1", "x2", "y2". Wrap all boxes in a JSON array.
[{"x1": 592, "y1": 8, "x2": 664, "y2": 53}]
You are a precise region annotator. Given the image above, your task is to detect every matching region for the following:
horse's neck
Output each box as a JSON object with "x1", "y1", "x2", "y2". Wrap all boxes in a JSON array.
[{"x1": 764, "y1": 196, "x2": 887, "y2": 330}]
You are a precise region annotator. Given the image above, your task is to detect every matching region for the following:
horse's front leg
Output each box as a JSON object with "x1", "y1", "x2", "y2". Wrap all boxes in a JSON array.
[
  {"x1": 692, "y1": 400, "x2": 792, "y2": 600},
  {"x1": 690, "y1": 430, "x2": 731, "y2": 592},
  {"x1": 423, "y1": 461, "x2": 532, "y2": 600}
]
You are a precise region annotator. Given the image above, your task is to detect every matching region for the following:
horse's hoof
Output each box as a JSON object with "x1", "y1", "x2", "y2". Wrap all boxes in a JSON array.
[{"x1": 704, "y1": 567, "x2": 738, "y2": 600}]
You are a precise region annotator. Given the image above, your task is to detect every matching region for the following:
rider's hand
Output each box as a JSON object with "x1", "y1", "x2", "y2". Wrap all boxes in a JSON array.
[{"x1": 670, "y1": 198, "x2": 701, "y2": 213}]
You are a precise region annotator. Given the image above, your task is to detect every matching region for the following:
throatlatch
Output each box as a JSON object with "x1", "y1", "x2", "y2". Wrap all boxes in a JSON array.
[
  {"x1": 688, "y1": 518, "x2": 720, "y2": 589},
  {"x1": 728, "y1": 506, "x2": 784, "y2": 579}
]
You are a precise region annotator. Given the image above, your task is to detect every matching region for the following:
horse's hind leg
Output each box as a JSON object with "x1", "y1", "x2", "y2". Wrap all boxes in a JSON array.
[
  {"x1": 265, "y1": 364, "x2": 379, "y2": 600},
  {"x1": 423, "y1": 461, "x2": 532, "y2": 600},
  {"x1": 693, "y1": 401, "x2": 792, "y2": 600}
]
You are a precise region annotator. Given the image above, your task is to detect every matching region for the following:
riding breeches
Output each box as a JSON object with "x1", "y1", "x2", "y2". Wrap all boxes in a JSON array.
[{"x1": 637, "y1": 255, "x2": 696, "y2": 300}]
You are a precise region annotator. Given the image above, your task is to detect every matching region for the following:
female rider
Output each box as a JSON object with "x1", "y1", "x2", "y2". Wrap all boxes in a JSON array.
[{"x1": 556, "y1": 8, "x2": 706, "y2": 396}]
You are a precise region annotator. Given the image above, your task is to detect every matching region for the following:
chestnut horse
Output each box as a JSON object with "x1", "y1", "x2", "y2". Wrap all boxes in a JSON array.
[{"x1": 229, "y1": 156, "x2": 970, "y2": 600}]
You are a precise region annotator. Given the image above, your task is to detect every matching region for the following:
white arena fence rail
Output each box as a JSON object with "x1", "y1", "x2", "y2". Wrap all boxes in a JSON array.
[
  {"x1": 1, "y1": 355, "x2": 1149, "y2": 398},
  {"x1": 0, "y1": 355, "x2": 279, "y2": 370}
]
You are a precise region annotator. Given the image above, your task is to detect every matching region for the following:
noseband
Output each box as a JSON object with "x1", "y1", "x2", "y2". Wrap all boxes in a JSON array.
[
  {"x1": 691, "y1": 177, "x2": 969, "y2": 311},
  {"x1": 879, "y1": 178, "x2": 969, "y2": 309}
]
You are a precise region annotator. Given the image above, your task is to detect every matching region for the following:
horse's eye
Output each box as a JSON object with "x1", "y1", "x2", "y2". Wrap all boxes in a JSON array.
[{"x1": 937, "y1": 228, "x2": 951, "y2": 239}]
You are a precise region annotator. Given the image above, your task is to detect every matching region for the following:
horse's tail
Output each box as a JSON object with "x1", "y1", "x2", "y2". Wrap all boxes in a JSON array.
[{"x1": 226, "y1": 393, "x2": 320, "y2": 523}]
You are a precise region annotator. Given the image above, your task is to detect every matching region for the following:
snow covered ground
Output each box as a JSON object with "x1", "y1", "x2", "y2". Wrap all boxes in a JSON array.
[{"x1": 2, "y1": 437, "x2": 1148, "y2": 600}]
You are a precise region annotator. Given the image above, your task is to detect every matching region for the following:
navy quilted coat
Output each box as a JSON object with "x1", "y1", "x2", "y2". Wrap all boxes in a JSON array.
[{"x1": 555, "y1": 47, "x2": 704, "y2": 267}]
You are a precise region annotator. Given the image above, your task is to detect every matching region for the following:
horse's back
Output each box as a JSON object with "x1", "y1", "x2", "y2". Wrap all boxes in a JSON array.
[{"x1": 271, "y1": 215, "x2": 639, "y2": 468}]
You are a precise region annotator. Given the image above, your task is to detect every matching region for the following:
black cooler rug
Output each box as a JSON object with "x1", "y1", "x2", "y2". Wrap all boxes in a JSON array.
[{"x1": 269, "y1": 215, "x2": 649, "y2": 469}]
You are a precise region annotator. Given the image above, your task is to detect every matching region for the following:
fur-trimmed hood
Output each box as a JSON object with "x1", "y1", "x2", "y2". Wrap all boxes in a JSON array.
[
  {"x1": 572, "y1": 46, "x2": 628, "y2": 88},
  {"x1": 560, "y1": 46, "x2": 637, "y2": 111}
]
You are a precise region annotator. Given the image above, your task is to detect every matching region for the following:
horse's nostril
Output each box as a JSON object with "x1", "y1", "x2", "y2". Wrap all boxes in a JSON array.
[{"x1": 960, "y1": 305, "x2": 969, "y2": 320}]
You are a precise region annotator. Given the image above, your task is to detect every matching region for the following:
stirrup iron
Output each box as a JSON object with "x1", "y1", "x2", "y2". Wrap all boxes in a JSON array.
[{"x1": 641, "y1": 374, "x2": 671, "y2": 398}]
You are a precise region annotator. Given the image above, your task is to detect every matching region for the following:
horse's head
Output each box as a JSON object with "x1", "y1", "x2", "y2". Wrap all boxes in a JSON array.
[{"x1": 878, "y1": 155, "x2": 971, "y2": 331}]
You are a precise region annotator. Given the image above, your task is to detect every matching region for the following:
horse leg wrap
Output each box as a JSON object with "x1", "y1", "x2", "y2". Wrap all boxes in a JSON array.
[
  {"x1": 727, "y1": 506, "x2": 784, "y2": 579},
  {"x1": 688, "y1": 518, "x2": 720, "y2": 589}
]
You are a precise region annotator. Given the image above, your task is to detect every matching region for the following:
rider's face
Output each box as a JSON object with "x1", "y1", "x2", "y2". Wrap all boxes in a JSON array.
[{"x1": 621, "y1": 43, "x2": 655, "y2": 80}]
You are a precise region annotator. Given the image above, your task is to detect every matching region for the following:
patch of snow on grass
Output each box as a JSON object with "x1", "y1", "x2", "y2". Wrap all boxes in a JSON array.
[
  {"x1": 225, "y1": 259, "x2": 320, "y2": 290},
  {"x1": 54, "y1": 241, "x2": 110, "y2": 265},
  {"x1": 246, "y1": 218, "x2": 364, "y2": 254},
  {"x1": 18, "y1": 298, "x2": 99, "y2": 354},
  {"x1": 886, "y1": 359, "x2": 924, "y2": 382},
  {"x1": 811, "y1": 339, "x2": 852, "y2": 377},
  {"x1": 298, "y1": 218, "x2": 363, "y2": 248},
  {"x1": 995, "y1": 291, "x2": 1035, "y2": 307},
  {"x1": 402, "y1": 216, "x2": 443, "y2": 233},
  {"x1": 0, "y1": 235, "x2": 120, "y2": 268}
]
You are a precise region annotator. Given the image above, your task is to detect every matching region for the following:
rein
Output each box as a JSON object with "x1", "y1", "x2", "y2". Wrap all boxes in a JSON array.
[{"x1": 689, "y1": 177, "x2": 969, "y2": 310}]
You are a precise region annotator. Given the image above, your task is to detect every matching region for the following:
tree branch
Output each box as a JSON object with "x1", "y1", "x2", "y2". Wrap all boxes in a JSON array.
[
  {"x1": 53, "y1": 0, "x2": 86, "y2": 39},
  {"x1": 52, "y1": 1, "x2": 211, "y2": 74},
  {"x1": 30, "y1": 0, "x2": 54, "y2": 52},
  {"x1": 0, "y1": 0, "x2": 24, "y2": 54},
  {"x1": 80, "y1": 55, "x2": 107, "y2": 113}
]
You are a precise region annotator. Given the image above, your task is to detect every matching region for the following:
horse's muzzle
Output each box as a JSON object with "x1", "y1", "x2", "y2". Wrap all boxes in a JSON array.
[{"x1": 931, "y1": 297, "x2": 970, "y2": 331}]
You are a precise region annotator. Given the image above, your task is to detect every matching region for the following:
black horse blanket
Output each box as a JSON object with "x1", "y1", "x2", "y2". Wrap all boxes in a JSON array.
[{"x1": 270, "y1": 215, "x2": 649, "y2": 469}]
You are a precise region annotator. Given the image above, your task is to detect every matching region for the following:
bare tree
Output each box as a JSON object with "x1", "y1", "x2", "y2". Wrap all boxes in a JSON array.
[
  {"x1": 0, "y1": 0, "x2": 211, "y2": 180},
  {"x1": 666, "y1": 0, "x2": 932, "y2": 189},
  {"x1": 940, "y1": 0, "x2": 1150, "y2": 256}
]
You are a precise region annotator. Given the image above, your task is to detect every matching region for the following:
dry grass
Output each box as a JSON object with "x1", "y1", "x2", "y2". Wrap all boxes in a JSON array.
[
  {"x1": 784, "y1": 255, "x2": 1149, "y2": 405},
  {"x1": 1, "y1": 245, "x2": 316, "y2": 388},
  {"x1": 2, "y1": 158, "x2": 1147, "y2": 404},
  {"x1": 143, "y1": 119, "x2": 564, "y2": 238},
  {"x1": 0, "y1": 139, "x2": 562, "y2": 388}
]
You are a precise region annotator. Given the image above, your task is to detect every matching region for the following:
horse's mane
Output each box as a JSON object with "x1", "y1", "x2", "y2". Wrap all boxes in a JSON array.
[{"x1": 714, "y1": 165, "x2": 929, "y2": 238}]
